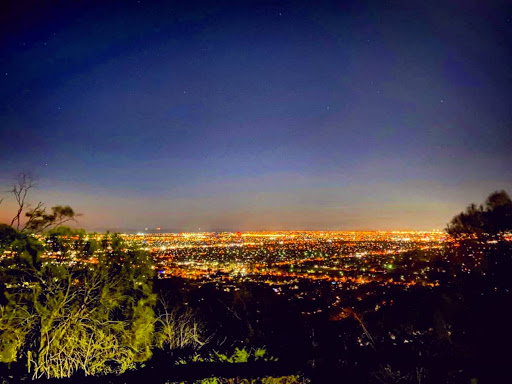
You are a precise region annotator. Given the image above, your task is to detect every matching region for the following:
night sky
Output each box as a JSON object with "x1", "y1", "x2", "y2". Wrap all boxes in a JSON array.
[{"x1": 1, "y1": 0, "x2": 511, "y2": 232}]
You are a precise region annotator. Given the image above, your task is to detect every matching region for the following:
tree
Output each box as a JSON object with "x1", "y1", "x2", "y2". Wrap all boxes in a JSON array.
[
  {"x1": 483, "y1": 190, "x2": 512, "y2": 235},
  {"x1": 8, "y1": 173, "x2": 36, "y2": 230},
  {"x1": 446, "y1": 190, "x2": 512, "y2": 289},
  {"x1": 0, "y1": 224, "x2": 18, "y2": 253},
  {"x1": 1, "y1": 175, "x2": 206, "y2": 379},
  {"x1": 24, "y1": 205, "x2": 79, "y2": 234},
  {"x1": 1, "y1": 173, "x2": 80, "y2": 234},
  {"x1": 446, "y1": 190, "x2": 512, "y2": 239}
]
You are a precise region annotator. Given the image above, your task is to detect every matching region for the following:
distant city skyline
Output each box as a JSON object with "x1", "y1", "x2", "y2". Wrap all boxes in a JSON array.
[
  {"x1": 0, "y1": 179, "x2": 506, "y2": 232},
  {"x1": 1, "y1": 0, "x2": 511, "y2": 231}
]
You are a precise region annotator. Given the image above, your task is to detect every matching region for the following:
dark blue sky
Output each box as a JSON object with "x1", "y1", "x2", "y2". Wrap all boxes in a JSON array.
[{"x1": 1, "y1": 0, "x2": 511, "y2": 231}]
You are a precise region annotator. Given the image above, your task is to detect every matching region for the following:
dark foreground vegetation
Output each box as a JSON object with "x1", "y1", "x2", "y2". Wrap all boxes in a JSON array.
[{"x1": 1, "y1": 178, "x2": 511, "y2": 383}]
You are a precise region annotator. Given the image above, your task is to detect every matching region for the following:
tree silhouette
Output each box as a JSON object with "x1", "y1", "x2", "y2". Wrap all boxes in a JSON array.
[
  {"x1": 446, "y1": 190, "x2": 512, "y2": 239},
  {"x1": 8, "y1": 173, "x2": 35, "y2": 230},
  {"x1": 1, "y1": 174, "x2": 80, "y2": 233},
  {"x1": 23, "y1": 204, "x2": 79, "y2": 233}
]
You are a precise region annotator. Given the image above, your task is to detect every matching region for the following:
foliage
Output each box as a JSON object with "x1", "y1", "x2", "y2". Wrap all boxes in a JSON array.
[
  {"x1": 167, "y1": 375, "x2": 308, "y2": 384},
  {"x1": 43, "y1": 226, "x2": 97, "y2": 260},
  {"x1": 197, "y1": 376, "x2": 308, "y2": 384},
  {"x1": 154, "y1": 304, "x2": 205, "y2": 350},
  {"x1": 371, "y1": 364, "x2": 426, "y2": 384},
  {"x1": 0, "y1": 225, "x2": 18, "y2": 253},
  {"x1": 23, "y1": 205, "x2": 79, "y2": 234},
  {"x1": 176, "y1": 347, "x2": 277, "y2": 365},
  {"x1": 1, "y1": 174, "x2": 79, "y2": 234},
  {"x1": 0, "y1": 232, "x2": 156, "y2": 379},
  {"x1": 447, "y1": 190, "x2": 512, "y2": 238}
]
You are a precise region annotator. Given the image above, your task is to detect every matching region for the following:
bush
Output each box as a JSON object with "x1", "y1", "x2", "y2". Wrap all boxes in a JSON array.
[{"x1": 0, "y1": 233, "x2": 156, "y2": 378}]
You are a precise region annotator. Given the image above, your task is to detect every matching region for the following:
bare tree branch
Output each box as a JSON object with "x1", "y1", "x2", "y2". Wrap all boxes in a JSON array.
[
  {"x1": 217, "y1": 299, "x2": 242, "y2": 320},
  {"x1": 9, "y1": 174, "x2": 36, "y2": 230},
  {"x1": 20, "y1": 202, "x2": 44, "y2": 232}
]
